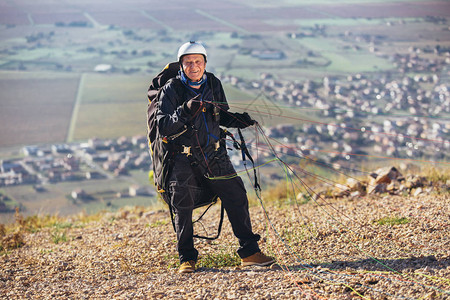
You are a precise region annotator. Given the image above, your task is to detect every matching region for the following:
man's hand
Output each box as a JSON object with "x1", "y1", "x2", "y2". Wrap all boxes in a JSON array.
[
  {"x1": 237, "y1": 112, "x2": 256, "y2": 128},
  {"x1": 184, "y1": 94, "x2": 202, "y2": 115}
]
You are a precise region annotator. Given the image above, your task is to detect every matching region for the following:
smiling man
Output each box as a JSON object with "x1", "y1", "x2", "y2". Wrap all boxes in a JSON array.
[
  {"x1": 180, "y1": 54, "x2": 205, "y2": 82},
  {"x1": 155, "y1": 41, "x2": 275, "y2": 273}
]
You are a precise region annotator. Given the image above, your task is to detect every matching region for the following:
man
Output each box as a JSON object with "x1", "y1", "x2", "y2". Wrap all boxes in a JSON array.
[{"x1": 156, "y1": 41, "x2": 275, "y2": 273}]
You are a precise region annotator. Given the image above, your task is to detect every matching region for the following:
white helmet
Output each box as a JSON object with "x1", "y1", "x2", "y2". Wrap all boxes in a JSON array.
[{"x1": 177, "y1": 41, "x2": 207, "y2": 62}]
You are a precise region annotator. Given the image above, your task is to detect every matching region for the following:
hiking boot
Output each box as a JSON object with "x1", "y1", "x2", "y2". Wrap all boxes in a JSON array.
[
  {"x1": 241, "y1": 252, "x2": 275, "y2": 267},
  {"x1": 179, "y1": 260, "x2": 196, "y2": 273}
]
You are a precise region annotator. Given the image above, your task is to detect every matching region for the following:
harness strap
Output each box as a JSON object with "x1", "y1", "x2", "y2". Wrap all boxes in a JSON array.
[
  {"x1": 193, "y1": 202, "x2": 225, "y2": 240},
  {"x1": 167, "y1": 200, "x2": 225, "y2": 241},
  {"x1": 237, "y1": 128, "x2": 261, "y2": 191},
  {"x1": 164, "y1": 126, "x2": 188, "y2": 142}
]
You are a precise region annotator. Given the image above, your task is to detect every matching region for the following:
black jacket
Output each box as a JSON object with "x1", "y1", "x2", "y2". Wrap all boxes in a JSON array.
[
  {"x1": 157, "y1": 72, "x2": 226, "y2": 148},
  {"x1": 156, "y1": 72, "x2": 245, "y2": 176}
]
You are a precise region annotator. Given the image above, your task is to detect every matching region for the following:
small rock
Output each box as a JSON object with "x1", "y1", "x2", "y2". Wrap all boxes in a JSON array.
[
  {"x1": 350, "y1": 190, "x2": 361, "y2": 199},
  {"x1": 142, "y1": 211, "x2": 155, "y2": 218},
  {"x1": 413, "y1": 187, "x2": 423, "y2": 196},
  {"x1": 365, "y1": 277, "x2": 379, "y2": 285},
  {"x1": 15, "y1": 276, "x2": 26, "y2": 281},
  {"x1": 387, "y1": 181, "x2": 400, "y2": 192},
  {"x1": 368, "y1": 183, "x2": 387, "y2": 194},
  {"x1": 292, "y1": 276, "x2": 311, "y2": 284},
  {"x1": 270, "y1": 263, "x2": 282, "y2": 270},
  {"x1": 346, "y1": 178, "x2": 364, "y2": 192},
  {"x1": 333, "y1": 183, "x2": 350, "y2": 197},
  {"x1": 425, "y1": 291, "x2": 437, "y2": 299}
]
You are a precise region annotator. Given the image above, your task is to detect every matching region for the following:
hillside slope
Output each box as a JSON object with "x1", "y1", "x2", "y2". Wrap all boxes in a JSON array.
[{"x1": 1, "y1": 192, "x2": 449, "y2": 299}]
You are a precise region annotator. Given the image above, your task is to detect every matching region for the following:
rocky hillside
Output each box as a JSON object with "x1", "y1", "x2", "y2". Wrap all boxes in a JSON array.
[{"x1": 0, "y1": 170, "x2": 449, "y2": 299}]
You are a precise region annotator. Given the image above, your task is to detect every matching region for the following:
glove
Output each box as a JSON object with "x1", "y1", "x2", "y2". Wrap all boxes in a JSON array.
[
  {"x1": 183, "y1": 94, "x2": 202, "y2": 115},
  {"x1": 236, "y1": 112, "x2": 256, "y2": 128}
]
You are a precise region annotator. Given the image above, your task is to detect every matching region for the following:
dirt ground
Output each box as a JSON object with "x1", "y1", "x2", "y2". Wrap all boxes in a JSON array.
[{"x1": 1, "y1": 191, "x2": 449, "y2": 299}]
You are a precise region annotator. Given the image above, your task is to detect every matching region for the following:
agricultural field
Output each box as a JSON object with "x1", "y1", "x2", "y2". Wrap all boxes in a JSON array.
[
  {"x1": 68, "y1": 73, "x2": 151, "y2": 142},
  {"x1": 0, "y1": 71, "x2": 79, "y2": 148}
]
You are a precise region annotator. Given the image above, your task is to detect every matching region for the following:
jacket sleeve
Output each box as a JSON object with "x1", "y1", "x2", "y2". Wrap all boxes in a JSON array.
[
  {"x1": 156, "y1": 81, "x2": 191, "y2": 137},
  {"x1": 211, "y1": 76, "x2": 254, "y2": 128},
  {"x1": 219, "y1": 110, "x2": 237, "y2": 127}
]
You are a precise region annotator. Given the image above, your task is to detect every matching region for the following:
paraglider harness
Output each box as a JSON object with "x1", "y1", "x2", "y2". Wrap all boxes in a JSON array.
[{"x1": 147, "y1": 62, "x2": 259, "y2": 240}]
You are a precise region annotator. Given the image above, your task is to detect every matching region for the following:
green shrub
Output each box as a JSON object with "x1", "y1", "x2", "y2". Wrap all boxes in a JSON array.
[{"x1": 375, "y1": 216, "x2": 410, "y2": 226}]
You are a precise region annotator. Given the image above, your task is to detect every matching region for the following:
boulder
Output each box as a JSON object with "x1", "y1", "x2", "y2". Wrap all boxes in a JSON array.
[{"x1": 370, "y1": 166, "x2": 403, "y2": 185}]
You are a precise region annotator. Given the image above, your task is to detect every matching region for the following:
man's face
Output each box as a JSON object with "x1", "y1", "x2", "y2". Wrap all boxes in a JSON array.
[{"x1": 181, "y1": 54, "x2": 206, "y2": 82}]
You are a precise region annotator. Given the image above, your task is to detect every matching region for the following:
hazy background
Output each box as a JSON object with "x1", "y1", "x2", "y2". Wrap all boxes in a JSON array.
[{"x1": 0, "y1": 0, "x2": 449, "y2": 221}]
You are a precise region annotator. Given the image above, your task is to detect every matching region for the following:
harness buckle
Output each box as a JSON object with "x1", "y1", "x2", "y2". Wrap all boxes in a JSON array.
[
  {"x1": 181, "y1": 145, "x2": 192, "y2": 156},
  {"x1": 215, "y1": 141, "x2": 220, "y2": 151}
]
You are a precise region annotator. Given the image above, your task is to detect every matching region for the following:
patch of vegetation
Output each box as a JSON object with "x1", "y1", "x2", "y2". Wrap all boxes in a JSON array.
[
  {"x1": 148, "y1": 220, "x2": 168, "y2": 228},
  {"x1": 422, "y1": 166, "x2": 450, "y2": 183},
  {"x1": 1, "y1": 209, "x2": 77, "y2": 253},
  {"x1": 15, "y1": 211, "x2": 71, "y2": 233},
  {"x1": 51, "y1": 230, "x2": 67, "y2": 244},
  {"x1": 165, "y1": 248, "x2": 240, "y2": 270},
  {"x1": 257, "y1": 181, "x2": 292, "y2": 207},
  {"x1": 375, "y1": 216, "x2": 410, "y2": 226},
  {"x1": 281, "y1": 224, "x2": 313, "y2": 244},
  {"x1": 165, "y1": 253, "x2": 180, "y2": 269},
  {"x1": 198, "y1": 249, "x2": 241, "y2": 269},
  {"x1": 297, "y1": 193, "x2": 313, "y2": 205},
  {"x1": 75, "y1": 210, "x2": 109, "y2": 224},
  {"x1": 0, "y1": 230, "x2": 24, "y2": 254},
  {"x1": 256, "y1": 177, "x2": 318, "y2": 208},
  {"x1": 0, "y1": 211, "x2": 25, "y2": 254}
]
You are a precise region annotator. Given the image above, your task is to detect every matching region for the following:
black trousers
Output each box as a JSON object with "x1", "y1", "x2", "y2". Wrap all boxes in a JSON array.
[{"x1": 168, "y1": 155, "x2": 261, "y2": 263}]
